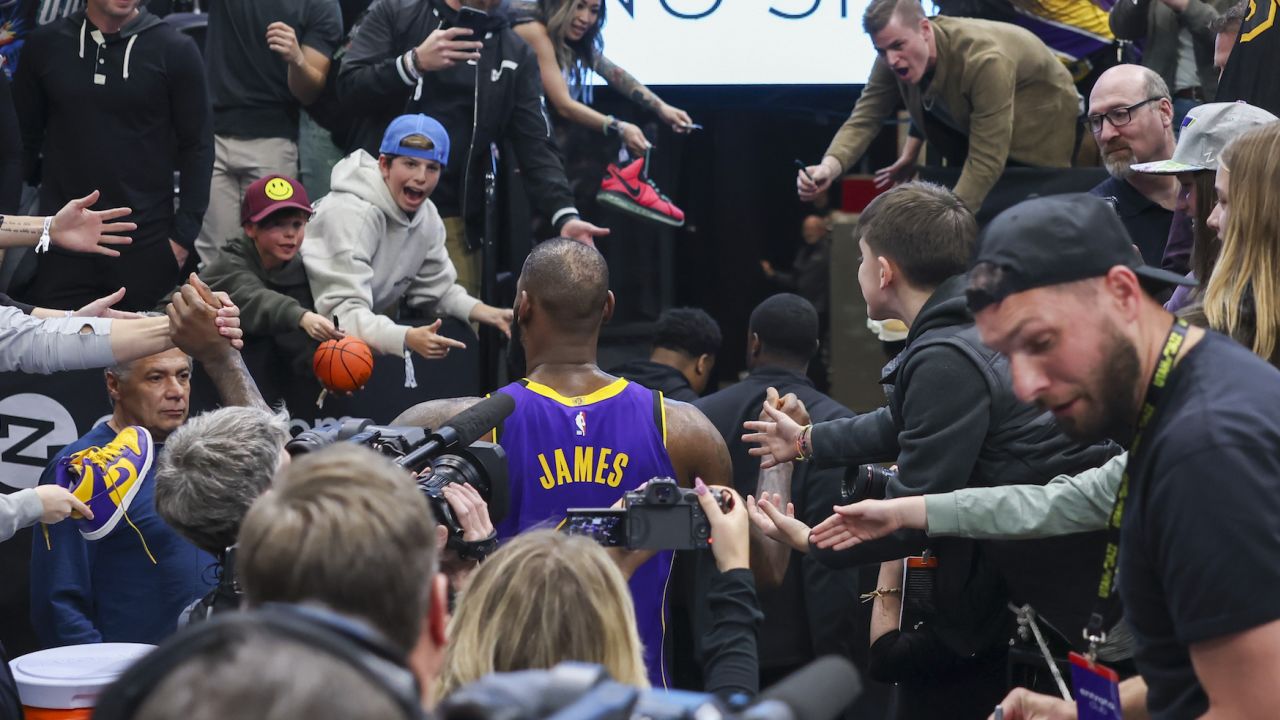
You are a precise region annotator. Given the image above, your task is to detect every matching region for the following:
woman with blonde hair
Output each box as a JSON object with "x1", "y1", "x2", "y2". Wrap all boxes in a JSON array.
[
  {"x1": 436, "y1": 530, "x2": 648, "y2": 698},
  {"x1": 1203, "y1": 121, "x2": 1280, "y2": 366}
]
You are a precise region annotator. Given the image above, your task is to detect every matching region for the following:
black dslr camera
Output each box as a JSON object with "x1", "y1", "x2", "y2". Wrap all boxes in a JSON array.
[
  {"x1": 286, "y1": 419, "x2": 509, "y2": 545},
  {"x1": 841, "y1": 463, "x2": 898, "y2": 503},
  {"x1": 563, "y1": 478, "x2": 728, "y2": 551}
]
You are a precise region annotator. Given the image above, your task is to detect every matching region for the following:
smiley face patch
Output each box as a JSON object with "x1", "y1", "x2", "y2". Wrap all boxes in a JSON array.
[{"x1": 264, "y1": 177, "x2": 295, "y2": 201}]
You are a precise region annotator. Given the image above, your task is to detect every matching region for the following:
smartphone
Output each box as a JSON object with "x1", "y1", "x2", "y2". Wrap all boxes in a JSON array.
[
  {"x1": 454, "y1": 6, "x2": 488, "y2": 41},
  {"x1": 563, "y1": 508, "x2": 626, "y2": 547}
]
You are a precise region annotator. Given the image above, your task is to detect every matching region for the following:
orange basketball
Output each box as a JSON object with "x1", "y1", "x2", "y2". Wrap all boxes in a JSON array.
[{"x1": 313, "y1": 337, "x2": 374, "y2": 392}]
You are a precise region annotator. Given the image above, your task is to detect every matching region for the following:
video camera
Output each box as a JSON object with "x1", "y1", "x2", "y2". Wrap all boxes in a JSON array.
[
  {"x1": 285, "y1": 395, "x2": 517, "y2": 546},
  {"x1": 439, "y1": 656, "x2": 861, "y2": 720},
  {"x1": 562, "y1": 478, "x2": 730, "y2": 551}
]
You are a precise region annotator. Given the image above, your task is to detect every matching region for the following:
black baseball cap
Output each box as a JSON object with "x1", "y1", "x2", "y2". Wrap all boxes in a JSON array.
[{"x1": 966, "y1": 193, "x2": 1195, "y2": 312}]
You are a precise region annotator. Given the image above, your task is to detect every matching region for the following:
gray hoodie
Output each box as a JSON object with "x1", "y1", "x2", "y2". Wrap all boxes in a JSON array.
[
  {"x1": 0, "y1": 489, "x2": 42, "y2": 543},
  {"x1": 302, "y1": 150, "x2": 480, "y2": 355}
]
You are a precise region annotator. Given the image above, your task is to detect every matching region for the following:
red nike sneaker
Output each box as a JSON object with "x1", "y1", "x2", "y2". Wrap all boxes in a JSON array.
[{"x1": 596, "y1": 154, "x2": 685, "y2": 228}]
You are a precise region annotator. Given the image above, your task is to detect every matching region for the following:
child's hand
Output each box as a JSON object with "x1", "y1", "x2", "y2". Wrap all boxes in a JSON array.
[{"x1": 300, "y1": 312, "x2": 343, "y2": 341}]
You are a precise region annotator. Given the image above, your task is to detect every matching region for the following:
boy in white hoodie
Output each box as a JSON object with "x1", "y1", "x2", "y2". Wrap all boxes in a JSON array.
[{"x1": 302, "y1": 114, "x2": 511, "y2": 362}]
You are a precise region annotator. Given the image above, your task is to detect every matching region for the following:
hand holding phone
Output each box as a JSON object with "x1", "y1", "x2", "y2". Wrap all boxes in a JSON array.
[{"x1": 413, "y1": 23, "x2": 483, "y2": 72}]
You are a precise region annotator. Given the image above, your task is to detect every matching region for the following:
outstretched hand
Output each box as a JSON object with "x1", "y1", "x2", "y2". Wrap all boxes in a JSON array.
[
  {"x1": 747, "y1": 492, "x2": 810, "y2": 553},
  {"x1": 76, "y1": 288, "x2": 143, "y2": 319},
  {"x1": 50, "y1": 191, "x2": 135, "y2": 256},
  {"x1": 809, "y1": 497, "x2": 921, "y2": 551},
  {"x1": 560, "y1": 218, "x2": 610, "y2": 248},
  {"x1": 741, "y1": 397, "x2": 804, "y2": 469}
]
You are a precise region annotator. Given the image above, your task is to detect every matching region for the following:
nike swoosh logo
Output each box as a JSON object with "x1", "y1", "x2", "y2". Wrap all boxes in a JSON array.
[
  {"x1": 610, "y1": 170, "x2": 644, "y2": 199},
  {"x1": 491, "y1": 59, "x2": 519, "y2": 82}
]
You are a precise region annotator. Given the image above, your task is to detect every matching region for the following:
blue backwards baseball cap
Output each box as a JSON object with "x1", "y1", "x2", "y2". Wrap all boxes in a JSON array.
[{"x1": 379, "y1": 114, "x2": 450, "y2": 167}]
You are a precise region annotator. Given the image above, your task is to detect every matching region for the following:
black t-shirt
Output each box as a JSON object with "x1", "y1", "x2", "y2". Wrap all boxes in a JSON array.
[
  {"x1": 1120, "y1": 331, "x2": 1280, "y2": 719},
  {"x1": 205, "y1": 0, "x2": 342, "y2": 138},
  {"x1": 1089, "y1": 175, "x2": 1174, "y2": 269}
]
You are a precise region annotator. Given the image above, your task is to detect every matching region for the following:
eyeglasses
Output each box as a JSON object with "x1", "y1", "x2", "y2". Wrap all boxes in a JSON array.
[{"x1": 1086, "y1": 98, "x2": 1162, "y2": 134}]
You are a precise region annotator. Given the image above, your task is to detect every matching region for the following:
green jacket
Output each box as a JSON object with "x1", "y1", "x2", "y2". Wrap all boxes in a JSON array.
[
  {"x1": 925, "y1": 452, "x2": 1126, "y2": 539},
  {"x1": 203, "y1": 234, "x2": 314, "y2": 337},
  {"x1": 825, "y1": 16, "x2": 1079, "y2": 210}
]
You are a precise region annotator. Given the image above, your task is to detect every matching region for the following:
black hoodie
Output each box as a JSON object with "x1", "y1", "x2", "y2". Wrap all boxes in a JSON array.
[
  {"x1": 808, "y1": 274, "x2": 1121, "y2": 642},
  {"x1": 14, "y1": 8, "x2": 213, "y2": 250}
]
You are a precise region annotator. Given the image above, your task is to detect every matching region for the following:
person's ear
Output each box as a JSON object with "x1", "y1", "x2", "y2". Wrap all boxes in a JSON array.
[
  {"x1": 1160, "y1": 98, "x2": 1174, "y2": 127},
  {"x1": 877, "y1": 255, "x2": 895, "y2": 290},
  {"x1": 105, "y1": 371, "x2": 122, "y2": 404},
  {"x1": 427, "y1": 573, "x2": 449, "y2": 647},
  {"x1": 749, "y1": 332, "x2": 762, "y2": 358},
  {"x1": 602, "y1": 290, "x2": 616, "y2": 324},
  {"x1": 243, "y1": 222, "x2": 258, "y2": 241},
  {"x1": 378, "y1": 155, "x2": 393, "y2": 180},
  {"x1": 695, "y1": 354, "x2": 712, "y2": 377},
  {"x1": 515, "y1": 290, "x2": 531, "y2": 324},
  {"x1": 1104, "y1": 266, "x2": 1144, "y2": 321}
]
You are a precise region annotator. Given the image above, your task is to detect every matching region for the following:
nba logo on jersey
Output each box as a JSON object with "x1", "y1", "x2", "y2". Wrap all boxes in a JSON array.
[{"x1": 574, "y1": 411, "x2": 587, "y2": 436}]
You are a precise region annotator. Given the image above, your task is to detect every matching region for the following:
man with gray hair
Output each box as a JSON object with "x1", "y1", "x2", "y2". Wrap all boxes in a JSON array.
[
  {"x1": 155, "y1": 406, "x2": 291, "y2": 622},
  {"x1": 29, "y1": 283, "x2": 267, "y2": 648},
  {"x1": 1086, "y1": 64, "x2": 1179, "y2": 267}
]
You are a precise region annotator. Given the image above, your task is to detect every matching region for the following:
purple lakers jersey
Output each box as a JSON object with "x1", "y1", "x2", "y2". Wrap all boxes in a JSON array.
[{"x1": 495, "y1": 377, "x2": 677, "y2": 688}]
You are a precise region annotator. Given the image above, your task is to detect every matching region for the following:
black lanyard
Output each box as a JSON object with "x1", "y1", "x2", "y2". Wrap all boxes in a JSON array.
[{"x1": 1084, "y1": 318, "x2": 1190, "y2": 658}]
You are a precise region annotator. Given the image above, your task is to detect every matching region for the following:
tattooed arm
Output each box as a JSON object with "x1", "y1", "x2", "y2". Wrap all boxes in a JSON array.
[
  {"x1": 513, "y1": 21, "x2": 652, "y2": 155},
  {"x1": 594, "y1": 54, "x2": 694, "y2": 133}
]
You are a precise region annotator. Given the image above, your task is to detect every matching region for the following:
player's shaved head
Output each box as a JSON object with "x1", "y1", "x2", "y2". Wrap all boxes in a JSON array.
[{"x1": 518, "y1": 239, "x2": 611, "y2": 335}]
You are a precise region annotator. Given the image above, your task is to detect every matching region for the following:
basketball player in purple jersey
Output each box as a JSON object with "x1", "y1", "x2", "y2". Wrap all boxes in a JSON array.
[{"x1": 396, "y1": 239, "x2": 783, "y2": 689}]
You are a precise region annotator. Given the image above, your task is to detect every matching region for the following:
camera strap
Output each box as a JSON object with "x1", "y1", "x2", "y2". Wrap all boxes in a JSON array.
[{"x1": 1082, "y1": 318, "x2": 1189, "y2": 660}]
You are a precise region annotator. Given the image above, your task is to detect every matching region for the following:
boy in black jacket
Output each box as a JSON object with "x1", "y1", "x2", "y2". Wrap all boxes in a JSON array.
[{"x1": 14, "y1": 0, "x2": 212, "y2": 311}]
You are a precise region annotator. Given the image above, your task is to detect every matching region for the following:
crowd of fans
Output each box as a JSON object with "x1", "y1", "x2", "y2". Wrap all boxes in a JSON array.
[{"x1": 1, "y1": 0, "x2": 1279, "y2": 718}]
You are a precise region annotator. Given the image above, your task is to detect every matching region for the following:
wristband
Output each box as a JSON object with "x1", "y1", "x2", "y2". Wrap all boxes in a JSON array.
[
  {"x1": 35, "y1": 216, "x2": 53, "y2": 254},
  {"x1": 403, "y1": 50, "x2": 423, "y2": 80},
  {"x1": 795, "y1": 424, "x2": 813, "y2": 462},
  {"x1": 452, "y1": 531, "x2": 498, "y2": 562},
  {"x1": 603, "y1": 115, "x2": 620, "y2": 137}
]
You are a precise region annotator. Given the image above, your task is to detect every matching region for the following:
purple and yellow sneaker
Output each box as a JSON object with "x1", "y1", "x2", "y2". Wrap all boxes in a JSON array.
[{"x1": 54, "y1": 426, "x2": 154, "y2": 541}]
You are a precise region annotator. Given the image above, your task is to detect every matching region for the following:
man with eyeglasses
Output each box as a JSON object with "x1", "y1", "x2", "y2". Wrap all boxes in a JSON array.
[{"x1": 1086, "y1": 65, "x2": 1178, "y2": 267}]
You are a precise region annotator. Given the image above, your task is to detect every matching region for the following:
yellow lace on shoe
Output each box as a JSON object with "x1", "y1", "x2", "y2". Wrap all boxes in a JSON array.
[{"x1": 63, "y1": 441, "x2": 157, "y2": 564}]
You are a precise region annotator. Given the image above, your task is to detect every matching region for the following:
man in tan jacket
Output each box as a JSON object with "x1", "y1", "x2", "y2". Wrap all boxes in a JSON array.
[{"x1": 798, "y1": 0, "x2": 1080, "y2": 211}]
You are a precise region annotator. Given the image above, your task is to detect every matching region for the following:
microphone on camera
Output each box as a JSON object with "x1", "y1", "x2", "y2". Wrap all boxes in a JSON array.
[
  {"x1": 744, "y1": 656, "x2": 862, "y2": 720},
  {"x1": 396, "y1": 392, "x2": 515, "y2": 471}
]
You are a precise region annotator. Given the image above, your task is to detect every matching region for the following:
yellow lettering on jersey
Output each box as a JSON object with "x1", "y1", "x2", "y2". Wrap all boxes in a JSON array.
[
  {"x1": 607, "y1": 453, "x2": 629, "y2": 488},
  {"x1": 595, "y1": 448, "x2": 613, "y2": 485},
  {"x1": 554, "y1": 448, "x2": 572, "y2": 486},
  {"x1": 537, "y1": 453, "x2": 555, "y2": 490},
  {"x1": 574, "y1": 446, "x2": 595, "y2": 484}
]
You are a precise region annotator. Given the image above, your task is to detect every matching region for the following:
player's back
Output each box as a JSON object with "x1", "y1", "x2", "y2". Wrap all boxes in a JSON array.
[
  {"x1": 495, "y1": 376, "x2": 677, "y2": 688},
  {"x1": 495, "y1": 376, "x2": 676, "y2": 537}
]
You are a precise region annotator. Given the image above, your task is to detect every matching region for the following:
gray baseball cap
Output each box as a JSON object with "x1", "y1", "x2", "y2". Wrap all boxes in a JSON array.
[{"x1": 1131, "y1": 102, "x2": 1278, "y2": 175}]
